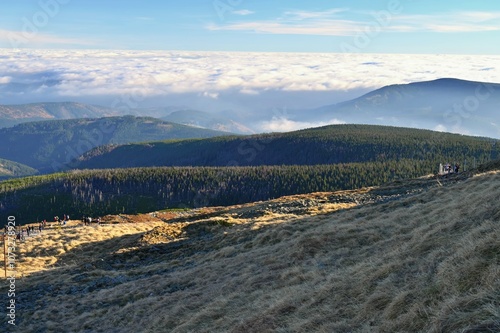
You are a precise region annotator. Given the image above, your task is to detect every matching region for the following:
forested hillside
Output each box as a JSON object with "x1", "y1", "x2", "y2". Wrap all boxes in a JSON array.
[
  {"x1": 76, "y1": 125, "x2": 499, "y2": 169},
  {"x1": 0, "y1": 158, "x2": 38, "y2": 180},
  {"x1": 2, "y1": 125, "x2": 498, "y2": 222},
  {"x1": 0, "y1": 160, "x2": 440, "y2": 222},
  {"x1": 0, "y1": 116, "x2": 229, "y2": 174}
]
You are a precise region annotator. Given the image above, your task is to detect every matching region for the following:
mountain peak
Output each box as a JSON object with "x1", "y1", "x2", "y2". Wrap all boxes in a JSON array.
[{"x1": 319, "y1": 78, "x2": 500, "y2": 138}]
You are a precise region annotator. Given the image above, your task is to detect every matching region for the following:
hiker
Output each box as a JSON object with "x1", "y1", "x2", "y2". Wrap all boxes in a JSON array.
[
  {"x1": 455, "y1": 164, "x2": 460, "y2": 173},
  {"x1": 26, "y1": 227, "x2": 30, "y2": 237}
]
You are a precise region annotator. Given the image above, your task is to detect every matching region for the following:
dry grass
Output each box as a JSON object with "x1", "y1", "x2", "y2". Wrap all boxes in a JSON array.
[
  {"x1": 14, "y1": 221, "x2": 165, "y2": 277},
  {"x1": 1, "y1": 168, "x2": 499, "y2": 333}
]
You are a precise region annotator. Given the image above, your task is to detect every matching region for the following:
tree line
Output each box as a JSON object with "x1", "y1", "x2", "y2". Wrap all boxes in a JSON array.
[{"x1": 0, "y1": 157, "x2": 490, "y2": 224}]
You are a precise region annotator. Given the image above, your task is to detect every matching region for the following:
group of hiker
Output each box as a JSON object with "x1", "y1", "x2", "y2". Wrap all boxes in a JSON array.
[
  {"x1": 53, "y1": 214, "x2": 71, "y2": 225},
  {"x1": 4, "y1": 214, "x2": 104, "y2": 242},
  {"x1": 439, "y1": 162, "x2": 460, "y2": 175},
  {"x1": 9, "y1": 222, "x2": 45, "y2": 241},
  {"x1": 82, "y1": 216, "x2": 101, "y2": 225},
  {"x1": 53, "y1": 214, "x2": 102, "y2": 226}
]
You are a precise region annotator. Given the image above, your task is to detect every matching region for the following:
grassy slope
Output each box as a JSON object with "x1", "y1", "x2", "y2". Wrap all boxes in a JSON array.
[{"x1": 2, "y1": 166, "x2": 500, "y2": 332}]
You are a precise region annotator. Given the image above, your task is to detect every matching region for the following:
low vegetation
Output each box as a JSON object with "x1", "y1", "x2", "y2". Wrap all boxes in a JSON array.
[{"x1": 1, "y1": 162, "x2": 499, "y2": 332}]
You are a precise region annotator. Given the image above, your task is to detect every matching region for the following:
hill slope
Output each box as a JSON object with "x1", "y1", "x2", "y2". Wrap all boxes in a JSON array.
[
  {"x1": 2, "y1": 125, "x2": 498, "y2": 222},
  {"x1": 4, "y1": 162, "x2": 500, "y2": 332},
  {"x1": 0, "y1": 116, "x2": 230, "y2": 173},
  {"x1": 0, "y1": 102, "x2": 121, "y2": 128},
  {"x1": 0, "y1": 158, "x2": 38, "y2": 180},
  {"x1": 0, "y1": 162, "x2": 443, "y2": 222},
  {"x1": 75, "y1": 124, "x2": 499, "y2": 169},
  {"x1": 315, "y1": 78, "x2": 500, "y2": 138}
]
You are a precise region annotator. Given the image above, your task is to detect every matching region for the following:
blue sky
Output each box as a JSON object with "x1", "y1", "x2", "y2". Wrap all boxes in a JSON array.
[{"x1": 1, "y1": 0, "x2": 499, "y2": 53}]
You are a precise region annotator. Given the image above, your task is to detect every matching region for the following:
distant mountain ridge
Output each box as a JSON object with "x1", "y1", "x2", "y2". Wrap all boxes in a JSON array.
[
  {"x1": 0, "y1": 102, "x2": 254, "y2": 134},
  {"x1": 0, "y1": 116, "x2": 230, "y2": 174},
  {"x1": 2, "y1": 78, "x2": 499, "y2": 137},
  {"x1": 314, "y1": 78, "x2": 500, "y2": 138},
  {"x1": 0, "y1": 102, "x2": 121, "y2": 128}
]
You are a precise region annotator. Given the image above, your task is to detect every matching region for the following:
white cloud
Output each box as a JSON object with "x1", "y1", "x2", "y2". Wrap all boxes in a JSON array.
[
  {"x1": 0, "y1": 76, "x2": 11, "y2": 84},
  {"x1": 390, "y1": 11, "x2": 500, "y2": 33},
  {"x1": 232, "y1": 10, "x2": 255, "y2": 16},
  {"x1": 240, "y1": 88, "x2": 259, "y2": 95},
  {"x1": 207, "y1": 8, "x2": 360, "y2": 36},
  {"x1": 0, "y1": 29, "x2": 95, "y2": 48},
  {"x1": 260, "y1": 117, "x2": 346, "y2": 132},
  {"x1": 203, "y1": 91, "x2": 219, "y2": 99},
  {"x1": 0, "y1": 49, "x2": 499, "y2": 135},
  {"x1": 207, "y1": 20, "x2": 361, "y2": 36},
  {"x1": 434, "y1": 124, "x2": 447, "y2": 132},
  {"x1": 283, "y1": 9, "x2": 349, "y2": 20},
  {"x1": 0, "y1": 49, "x2": 500, "y2": 103},
  {"x1": 208, "y1": 10, "x2": 500, "y2": 36}
]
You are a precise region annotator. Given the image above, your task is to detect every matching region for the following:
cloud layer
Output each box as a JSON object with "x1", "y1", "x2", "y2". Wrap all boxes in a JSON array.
[
  {"x1": 1, "y1": 49, "x2": 500, "y2": 134},
  {"x1": 1, "y1": 49, "x2": 500, "y2": 99}
]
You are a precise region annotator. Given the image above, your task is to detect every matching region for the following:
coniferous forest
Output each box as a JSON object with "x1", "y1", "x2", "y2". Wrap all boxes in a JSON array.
[{"x1": 1, "y1": 124, "x2": 498, "y2": 223}]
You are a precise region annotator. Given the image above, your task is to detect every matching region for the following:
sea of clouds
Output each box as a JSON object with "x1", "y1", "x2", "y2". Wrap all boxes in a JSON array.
[{"x1": 1, "y1": 49, "x2": 500, "y2": 131}]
